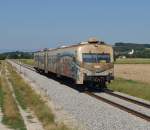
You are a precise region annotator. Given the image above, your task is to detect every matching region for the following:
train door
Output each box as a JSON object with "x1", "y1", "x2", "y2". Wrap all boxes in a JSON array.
[
  {"x1": 44, "y1": 51, "x2": 48, "y2": 73},
  {"x1": 37, "y1": 53, "x2": 40, "y2": 68},
  {"x1": 56, "y1": 53, "x2": 61, "y2": 77}
]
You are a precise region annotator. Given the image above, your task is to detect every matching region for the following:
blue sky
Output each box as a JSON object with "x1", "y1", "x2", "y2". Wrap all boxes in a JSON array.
[{"x1": 0, "y1": 0, "x2": 150, "y2": 51}]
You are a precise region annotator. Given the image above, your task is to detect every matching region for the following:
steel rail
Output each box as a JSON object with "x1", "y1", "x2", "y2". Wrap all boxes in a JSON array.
[
  {"x1": 12, "y1": 60, "x2": 36, "y2": 71},
  {"x1": 85, "y1": 92, "x2": 150, "y2": 122},
  {"x1": 104, "y1": 90, "x2": 150, "y2": 109}
]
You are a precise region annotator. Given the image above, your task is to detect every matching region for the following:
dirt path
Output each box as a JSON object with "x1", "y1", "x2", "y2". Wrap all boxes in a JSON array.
[
  {"x1": 0, "y1": 66, "x2": 13, "y2": 130},
  {"x1": 0, "y1": 107, "x2": 13, "y2": 130},
  {"x1": 5, "y1": 68, "x2": 44, "y2": 130}
]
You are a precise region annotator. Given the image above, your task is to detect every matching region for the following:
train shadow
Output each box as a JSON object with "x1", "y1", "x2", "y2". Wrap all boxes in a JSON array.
[{"x1": 37, "y1": 70, "x2": 110, "y2": 93}]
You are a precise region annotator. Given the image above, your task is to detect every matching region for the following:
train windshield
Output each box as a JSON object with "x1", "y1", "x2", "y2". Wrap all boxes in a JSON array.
[{"x1": 82, "y1": 53, "x2": 110, "y2": 63}]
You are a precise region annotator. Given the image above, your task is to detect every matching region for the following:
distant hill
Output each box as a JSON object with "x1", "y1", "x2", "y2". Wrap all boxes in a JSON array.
[
  {"x1": 0, "y1": 51, "x2": 33, "y2": 60},
  {"x1": 114, "y1": 42, "x2": 150, "y2": 58},
  {"x1": 1, "y1": 43, "x2": 150, "y2": 60}
]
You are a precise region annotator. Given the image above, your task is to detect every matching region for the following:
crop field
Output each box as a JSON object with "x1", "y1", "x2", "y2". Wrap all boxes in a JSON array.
[
  {"x1": 115, "y1": 58, "x2": 150, "y2": 64},
  {"x1": 114, "y1": 64, "x2": 150, "y2": 84},
  {"x1": 111, "y1": 62, "x2": 150, "y2": 101}
]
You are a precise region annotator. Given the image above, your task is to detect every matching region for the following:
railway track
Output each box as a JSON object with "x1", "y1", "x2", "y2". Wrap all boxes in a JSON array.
[
  {"x1": 104, "y1": 90, "x2": 150, "y2": 109},
  {"x1": 12, "y1": 60, "x2": 36, "y2": 71},
  {"x1": 85, "y1": 92, "x2": 150, "y2": 122},
  {"x1": 22, "y1": 63, "x2": 35, "y2": 71},
  {"x1": 10, "y1": 60, "x2": 150, "y2": 122}
]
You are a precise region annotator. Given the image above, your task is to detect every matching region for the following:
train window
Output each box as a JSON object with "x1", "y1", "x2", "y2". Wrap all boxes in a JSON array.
[{"x1": 82, "y1": 53, "x2": 110, "y2": 63}]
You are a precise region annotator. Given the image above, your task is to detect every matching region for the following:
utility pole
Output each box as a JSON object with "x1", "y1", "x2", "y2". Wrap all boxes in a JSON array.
[{"x1": 18, "y1": 54, "x2": 21, "y2": 73}]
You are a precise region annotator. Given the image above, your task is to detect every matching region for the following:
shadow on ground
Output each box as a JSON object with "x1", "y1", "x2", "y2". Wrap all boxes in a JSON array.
[{"x1": 36, "y1": 70, "x2": 113, "y2": 93}]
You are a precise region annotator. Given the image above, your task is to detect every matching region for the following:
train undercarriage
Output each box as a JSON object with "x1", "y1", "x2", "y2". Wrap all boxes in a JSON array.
[{"x1": 34, "y1": 67, "x2": 113, "y2": 92}]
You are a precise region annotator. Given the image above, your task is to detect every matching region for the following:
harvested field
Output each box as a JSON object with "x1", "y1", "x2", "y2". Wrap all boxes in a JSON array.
[
  {"x1": 115, "y1": 58, "x2": 150, "y2": 64},
  {"x1": 114, "y1": 64, "x2": 150, "y2": 84}
]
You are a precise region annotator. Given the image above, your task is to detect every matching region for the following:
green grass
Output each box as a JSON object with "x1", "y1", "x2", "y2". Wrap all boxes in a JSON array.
[
  {"x1": 9, "y1": 81, "x2": 27, "y2": 110},
  {"x1": 108, "y1": 78, "x2": 150, "y2": 101},
  {"x1": 115, "y1": 58, "x2": 150, "y2": 64},
  {"x1": 0, "y1": 64, "x2": 26, "y2": 130},
  {"x1": 20, "y1": 59, "x2": 35, "y2": 66},
  {"x1": 0, "y1": 79, "x2": 4, "y2": 109},
  {"x1": 7, "y1": 63, "x2": 70, "y2": 130}
]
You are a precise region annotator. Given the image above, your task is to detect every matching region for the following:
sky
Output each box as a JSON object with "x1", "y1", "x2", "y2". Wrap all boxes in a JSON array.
[{"x1": 0, "y1": 0, "x2": 150, "y2": 52}]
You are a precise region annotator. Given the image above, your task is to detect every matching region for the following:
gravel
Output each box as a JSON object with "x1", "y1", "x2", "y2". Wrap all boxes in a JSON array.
[
  {"x1": 95, "y1": 92, "x2": 150, "y2": 117},
  {"x1": 9, "y1": 60, "x2": 150, "y2": 130}
]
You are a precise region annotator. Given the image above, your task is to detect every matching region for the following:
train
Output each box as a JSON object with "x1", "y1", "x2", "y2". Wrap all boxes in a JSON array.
[{"x1": 34, "y1": 38, "x2": 114, "y2": 88}]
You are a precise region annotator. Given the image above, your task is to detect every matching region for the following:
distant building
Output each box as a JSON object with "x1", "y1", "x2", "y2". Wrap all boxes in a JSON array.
[
  {"x1": 128, "y1": 49, "x2": 134, "y2": 55},
  {"x1": 119, "y1": 56, "x2": 126, "y2": 59}
]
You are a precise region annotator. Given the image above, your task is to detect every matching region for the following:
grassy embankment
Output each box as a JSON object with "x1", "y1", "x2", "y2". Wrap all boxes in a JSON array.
[
  {"x1": 0, "y1": 63, "x2": 26, "y2": 130},
  {"x1": 7, "y1": 63, "x2": 70, "y2": 130},
  {"x1": 108, "y1": 78, "x2": 150, "y2": 101},
  {"x1": 115, "y1": 58, "x2": 150, "y2": 64},
  {"x1": 20, "y1": 59, "x2": 35, "y2": 66}
]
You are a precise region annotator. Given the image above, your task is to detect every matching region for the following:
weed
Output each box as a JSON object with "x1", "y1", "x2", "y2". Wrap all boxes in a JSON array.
[
  {"x1": 0, "y1": 67, "x2": 26, "y2": 130},
  {"x1": 108, "y1": 78, "x2": 150, "y2": 101},
  {"x1": 7, "y1": 63, "x2": 70, "y2": 130}
]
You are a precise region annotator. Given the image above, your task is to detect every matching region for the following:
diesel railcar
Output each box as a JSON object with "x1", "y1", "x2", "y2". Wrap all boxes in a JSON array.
[{"x1": 34, "y1": 38, "x2": 114, "y2": 87}]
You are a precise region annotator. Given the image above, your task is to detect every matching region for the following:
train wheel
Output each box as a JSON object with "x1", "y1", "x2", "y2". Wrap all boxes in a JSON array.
[
  {"x1": 76, "y1": 84, "x2": 85, "y2": 92},
  {"x1": 102, "y1": 81, "x2": 106, "y2": 87},
  {"x1": 94, "y1": 81, "x2": 106, "y2": 91}
]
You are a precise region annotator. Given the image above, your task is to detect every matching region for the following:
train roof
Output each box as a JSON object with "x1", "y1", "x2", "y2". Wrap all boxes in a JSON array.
[{"x1": 34, "y1": 38, "x2": 112, "y2": 53}]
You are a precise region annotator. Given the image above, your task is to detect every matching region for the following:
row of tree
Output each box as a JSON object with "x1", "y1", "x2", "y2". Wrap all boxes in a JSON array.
[
  {"x1": 114, "y1": 42, "x2": 150, "y2": 58},
  {"x1": 0, "y1": 42, "x2": 150, "y2": 60},
  {"x1": 0, "y1": 51, "x2": 33, "y2": 60}
]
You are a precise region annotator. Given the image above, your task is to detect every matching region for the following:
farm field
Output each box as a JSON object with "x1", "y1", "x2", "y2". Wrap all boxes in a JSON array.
[
  {"x1": 112, "y1": 62, "x2": 150, "y2": 101},
  {"x1": 114, "y1": 64, "x2": 150, "y2": 84},
  {"x1": 115, "y1": 58, "x2": 150, "y2": 64}
]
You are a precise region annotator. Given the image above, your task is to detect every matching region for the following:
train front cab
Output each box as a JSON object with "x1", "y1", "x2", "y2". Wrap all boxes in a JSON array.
[{"x1": 76, "y1": 43, "x2": 114, "y2": 87}]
